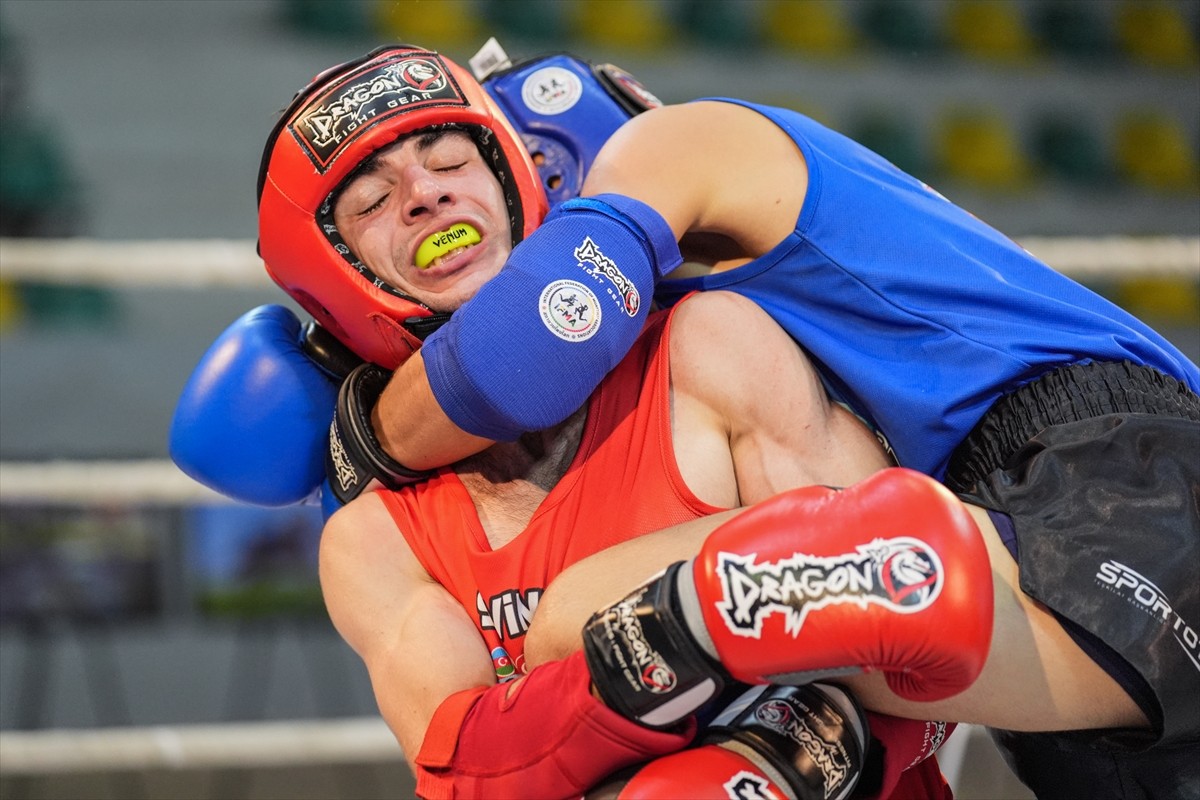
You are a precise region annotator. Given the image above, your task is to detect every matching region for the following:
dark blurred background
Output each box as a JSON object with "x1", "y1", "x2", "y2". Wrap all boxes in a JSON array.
[{"x1": 0, "y1": 2, "x2": 1196, "y2": 798}]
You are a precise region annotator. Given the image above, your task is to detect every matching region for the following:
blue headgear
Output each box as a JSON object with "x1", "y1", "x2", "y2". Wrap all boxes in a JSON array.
[{"x1": 480, "y1": 51, "x2": 662, "y2": 210}]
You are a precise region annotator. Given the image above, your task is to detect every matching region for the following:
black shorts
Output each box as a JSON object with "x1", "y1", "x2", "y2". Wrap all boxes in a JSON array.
[{"x1": 945, "y1": 362, "x2": 1200, "y2": 799}]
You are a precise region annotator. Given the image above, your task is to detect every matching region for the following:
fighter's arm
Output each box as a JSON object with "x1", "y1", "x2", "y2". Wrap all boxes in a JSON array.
[
  {"x1": 371, "y1": 102, "x2": 809, "y2": 471},
  {"x1": 320, "y1": 493, "x2": 695, "y2": 794},
  {"x1": 319, "y1": 493, "x2": 494, "y2": 762}
]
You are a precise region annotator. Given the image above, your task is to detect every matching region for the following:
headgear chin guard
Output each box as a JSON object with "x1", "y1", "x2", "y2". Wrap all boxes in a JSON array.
[{"x1": 257, "y1": 45, "x2": 548, "y2": 369}]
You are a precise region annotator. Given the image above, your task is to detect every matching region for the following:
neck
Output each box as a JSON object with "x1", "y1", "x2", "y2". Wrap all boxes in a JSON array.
[{"x1": 455, "y1": 408, "x2": 587, "y2": 547}]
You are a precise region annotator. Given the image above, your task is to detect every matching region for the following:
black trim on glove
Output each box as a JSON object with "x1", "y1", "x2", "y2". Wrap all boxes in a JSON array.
[
  {"x1": 300, "y1": 320, "x2": 364, "y2": 380},
  {"x1": 326, "y1": 363, "x2": 432, "y2": 504},
  {"x1": 707, "y1": 684, "x2": 869, "y2": 800},
  {"x1": 582, "y1": 561, "x2": 729, "y2": 729}
]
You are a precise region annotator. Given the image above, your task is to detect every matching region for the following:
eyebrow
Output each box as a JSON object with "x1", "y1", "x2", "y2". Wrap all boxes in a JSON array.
[{"x1": 353, "y1": 129, "x2": 465, "y2": 179}]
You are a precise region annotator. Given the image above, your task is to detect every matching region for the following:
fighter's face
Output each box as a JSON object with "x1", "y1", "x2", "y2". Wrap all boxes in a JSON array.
[{"x1": 333, "y1": 129, "x2": 512, "y2": 313}]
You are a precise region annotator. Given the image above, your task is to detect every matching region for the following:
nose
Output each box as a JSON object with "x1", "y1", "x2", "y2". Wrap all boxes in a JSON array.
[{"x1": 402, "y1": 167, "x2": 454, "y2": 222}]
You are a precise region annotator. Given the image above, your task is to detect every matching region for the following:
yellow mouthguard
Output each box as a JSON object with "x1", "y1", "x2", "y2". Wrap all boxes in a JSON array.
[{"x1": 414, "y1": 223, "x2": 482, "y2": 269}]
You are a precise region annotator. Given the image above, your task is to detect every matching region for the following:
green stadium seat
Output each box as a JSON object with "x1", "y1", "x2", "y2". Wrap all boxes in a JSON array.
[
  {"x1": 0, "y1": 118, "x2": 77, "y2": 236},
  {"x1": 1031, "y1": 114, "x2": 1112, "y2": 185},
  {"x1": 850, "y1": 111, "x2": 929, "y2": 178},
  {"x1": 484, "y1": 0, "x2": 569, "y2": 43},
  {"x1": 1031, "y1": 1, "x2": 1116, "y2": 61},
  {"x1": 858, "y1": 0, "x2": 942, "y2": 56},
  {"x1": 677, "y1": 0, "x2": 756, "y2": 47},
  {"x1": 282, "y1": 0, "x2": 370, "y2": 37}
]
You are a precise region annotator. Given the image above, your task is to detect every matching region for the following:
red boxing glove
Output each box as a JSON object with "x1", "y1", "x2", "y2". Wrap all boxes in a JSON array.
[
  {"x1": 583, "y1": 469, "x2": 992, "y2": 728},
  {"x1": 592, "y1": 684, "x2": 868, "y2": 800},
  {"x1": 600, "y1": 745, "x2": 793, "y2": 800},
  {"x1": 688, "y1": 468, "x2": 993, "y2": 701}
]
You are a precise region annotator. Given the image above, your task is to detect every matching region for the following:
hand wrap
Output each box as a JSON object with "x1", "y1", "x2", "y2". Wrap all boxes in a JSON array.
[{"x1": 326, "y1": 363, "x2": 432, "y2": 504}]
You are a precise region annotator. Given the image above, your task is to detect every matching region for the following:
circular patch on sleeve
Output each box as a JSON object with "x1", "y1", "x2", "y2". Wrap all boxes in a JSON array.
[{"x1": 539, "y1": 280, "x2": 602, "y2": 341}]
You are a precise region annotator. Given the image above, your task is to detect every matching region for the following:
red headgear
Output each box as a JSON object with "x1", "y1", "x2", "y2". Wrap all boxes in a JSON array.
[{"x1": 257, "y1": 45, "x2": 548, "y2": 368}]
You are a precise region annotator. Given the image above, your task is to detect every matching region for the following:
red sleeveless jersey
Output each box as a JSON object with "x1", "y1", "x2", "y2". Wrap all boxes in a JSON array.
[{"x1": 378, "y1": 304, "x2": 724, "y2": 680}]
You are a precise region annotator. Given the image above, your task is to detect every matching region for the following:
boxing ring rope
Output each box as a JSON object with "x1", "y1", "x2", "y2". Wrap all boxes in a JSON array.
[
  {"x1": 0, "y1": 236, "x2": 1196, "y2": 781},
  {"x1": 0, "y1": 718, "x2": 403, "y2": 775},
  {"x1": 2, "y1": 236, "x2": 1199, "y2": 286}
]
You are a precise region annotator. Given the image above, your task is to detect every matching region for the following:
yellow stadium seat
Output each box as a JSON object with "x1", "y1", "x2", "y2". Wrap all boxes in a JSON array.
[
  {"x1": 0, "y1": 280, "x2": 23, "y2": 332},
  {"x1": 1114, "y1": 277, "x2": 1200, "y2": 327},
  {"x1": 374, "y1": 0, "x2": 482, "y2": 49},
  {"x1": 762, "y1": 0, "x2": 858, "y2": 57},
  {"x1": 1114, "y1": 111, "x2": 1200, "y2": 192},
  {"x1": 1116, "y1": 1, "x2": 1199, "y2": 68},
  {"x1": 569, "y1": 0, "x2": 671, "y2": 51},
  {"x1": 483, "y1": 0, "x2": 568, "y2": 41},
  {"x1": 936, "y1": 108, "x2": 1032, "y2": 190},
  {"x1": 946, "y1": 0, "x2": 1037, "y2": 63}
]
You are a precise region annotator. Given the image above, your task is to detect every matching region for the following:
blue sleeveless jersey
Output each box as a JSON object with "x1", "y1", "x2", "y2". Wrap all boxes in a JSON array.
[{"x1": 657, "y1": 100, "x2": 1200, "y2": 479}]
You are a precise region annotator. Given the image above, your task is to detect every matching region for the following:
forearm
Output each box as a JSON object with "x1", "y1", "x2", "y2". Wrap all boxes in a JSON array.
[
  {"x1": 524, "y1": 509, "x2": 742, "y2": 667},
  {"x1": 414, "y1": 651, "x2": 693, "y2": 799},
  {"x1": 373, "y1": 196, "x2": 681, "y2": 471},
  {"x1": 372, "y1": 350, "x2": 493, "y2": 470}
]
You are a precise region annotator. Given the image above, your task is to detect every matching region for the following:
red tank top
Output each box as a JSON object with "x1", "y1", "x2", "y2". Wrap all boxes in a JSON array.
[{"x1": 379, "y1": 304, "x2": 725, "y2": 680}]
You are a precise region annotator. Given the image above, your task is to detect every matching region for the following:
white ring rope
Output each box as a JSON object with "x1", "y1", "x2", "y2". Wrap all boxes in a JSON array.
[
  {"x1": 0, "y1": 460, "x2": 232, "y2": 506},
  {"x1": 0, "y1": 717, "x2": 403, "y2": 774},
  {"x1": 1, "y1": 236, "x2": 1198, "y2": 285},
  {"x1": 0, "y1": 239, "x2": 271, "y2": 288}
]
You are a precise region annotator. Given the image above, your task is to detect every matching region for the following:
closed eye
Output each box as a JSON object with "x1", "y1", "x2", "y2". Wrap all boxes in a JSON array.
[{"x1": 357, "y1": 194, "x2": 388, "y2": 216}]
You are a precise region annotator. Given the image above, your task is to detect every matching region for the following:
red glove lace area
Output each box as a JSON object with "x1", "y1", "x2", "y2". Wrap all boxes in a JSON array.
[{"x1": 415, "y1": 650, "x2": 696, "y2": 799}]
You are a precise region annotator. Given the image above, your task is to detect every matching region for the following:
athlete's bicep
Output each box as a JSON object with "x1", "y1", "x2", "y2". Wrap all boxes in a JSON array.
[
  {"x1": 583, "y1": 101, "x2": 809, "y2": 255},
  {"x1": 319, "y1": 493, "x2": 494, "y2": 764}
]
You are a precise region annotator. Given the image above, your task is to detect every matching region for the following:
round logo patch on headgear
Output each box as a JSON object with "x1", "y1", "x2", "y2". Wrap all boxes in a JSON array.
[
  {"x1": 521, "y1": 67, "x2": 583, "y2": 116},
  {"x1": 539, "y1": 280, "x2": 601, "y2": 341}
]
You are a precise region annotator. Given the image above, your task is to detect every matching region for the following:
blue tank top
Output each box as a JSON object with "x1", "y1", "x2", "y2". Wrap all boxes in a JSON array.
[{"x1": 656, "y1": 99, "x2": 1200, "y2": 479}]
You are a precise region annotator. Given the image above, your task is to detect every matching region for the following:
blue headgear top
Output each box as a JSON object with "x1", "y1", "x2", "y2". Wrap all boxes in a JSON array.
[{"x1": 476, "y1": 43, "x2": 662, "y2": 210}]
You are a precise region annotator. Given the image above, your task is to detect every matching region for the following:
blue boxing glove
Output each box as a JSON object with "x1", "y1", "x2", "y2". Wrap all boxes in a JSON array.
[
  {"x1": 421, "y1": 193, "x2": 681, "y2": 441},
  {"x1": 169, "y1": 304, "x2": 361, "y2": 507}
]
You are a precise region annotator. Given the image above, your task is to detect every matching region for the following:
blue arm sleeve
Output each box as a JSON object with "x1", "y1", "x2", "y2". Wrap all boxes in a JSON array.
[{"x1": 421, "y1": 193, "x2": 682, "y2": 441}]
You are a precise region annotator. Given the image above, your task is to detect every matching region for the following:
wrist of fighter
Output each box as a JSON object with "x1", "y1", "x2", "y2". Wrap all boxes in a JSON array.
[
  {"x1": 326, "y1": 363, "x2": 431, "y2": 503},
  {"x1": 582, "y1": 561, "x2": 729, "y2": 729},
  {"x1": 416, "y1": 652, "x2": 693, "y2": 799}
]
